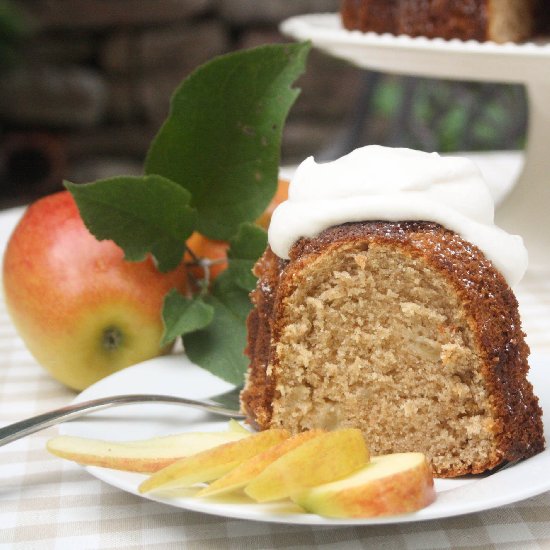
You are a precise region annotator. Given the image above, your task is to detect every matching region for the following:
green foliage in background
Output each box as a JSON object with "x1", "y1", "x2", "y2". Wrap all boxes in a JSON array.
[
  {"x1": 369, "y1": 75, "x2": 526, "y2": 153},
  {"x1": 0, "y1": 1, "x2": 28, "y2": 72}
]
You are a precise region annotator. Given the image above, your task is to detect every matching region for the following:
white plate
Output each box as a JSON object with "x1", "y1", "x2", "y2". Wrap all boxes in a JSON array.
[
  {"x1": 59, "y1": 352, "x2": 550, "y2": 525},
  {"x1": 280, "y1": 13, "x2": 550, "y2": 83}
]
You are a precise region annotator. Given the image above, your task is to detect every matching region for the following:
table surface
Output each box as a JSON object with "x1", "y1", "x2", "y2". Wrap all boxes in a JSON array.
[{"x1": 2, "y1": 154, "x2": 550, "y2": 550}]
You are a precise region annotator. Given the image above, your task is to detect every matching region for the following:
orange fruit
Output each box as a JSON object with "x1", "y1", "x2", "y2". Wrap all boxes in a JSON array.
[{"x1": 256, "y1": 178, "x2": 289, "y2": 229}]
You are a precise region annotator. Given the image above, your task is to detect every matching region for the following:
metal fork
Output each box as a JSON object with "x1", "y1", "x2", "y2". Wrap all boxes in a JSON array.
[{"x1": 0, "y1": 386, "x2": 244, "y2": 447}]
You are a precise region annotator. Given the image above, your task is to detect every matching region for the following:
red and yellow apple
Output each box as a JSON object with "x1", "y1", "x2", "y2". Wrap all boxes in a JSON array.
[{"x1": 2, "y1": 190, "x2": 188, "y2": 391}]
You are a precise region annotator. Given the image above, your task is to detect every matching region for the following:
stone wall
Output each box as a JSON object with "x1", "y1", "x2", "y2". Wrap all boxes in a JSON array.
[
  {"x1": 0, "y1": 0, "x2": 364, "y2": 207},
  {"x1": 0, "y1": 1, "x2": 527, "y2": 208}
]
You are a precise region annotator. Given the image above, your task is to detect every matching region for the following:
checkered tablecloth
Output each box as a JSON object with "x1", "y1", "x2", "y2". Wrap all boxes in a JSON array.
[{"x1": 2, "y1": 189, "x2": 550, "y2": 549}]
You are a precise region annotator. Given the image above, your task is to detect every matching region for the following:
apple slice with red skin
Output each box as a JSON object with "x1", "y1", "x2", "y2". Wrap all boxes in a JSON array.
[
  {"x1": 292, "y1": 453, "x2": 435, "y2": 518},
  {"x1": 47, "y1": 431, "x2": 250, "y2": 473}
]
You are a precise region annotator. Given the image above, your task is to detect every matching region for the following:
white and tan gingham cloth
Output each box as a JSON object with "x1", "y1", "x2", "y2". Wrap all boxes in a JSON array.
[{"x1": 2, "y1": 198, "x2": 550, "y2": 549}]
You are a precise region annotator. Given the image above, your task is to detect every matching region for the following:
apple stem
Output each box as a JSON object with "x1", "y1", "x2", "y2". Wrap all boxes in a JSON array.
[
  {"x1": 102, "y1": 327, "x2": 123, "y2": 351},
  {"x1": 184, "y1": 244, "x2": 199, "y2": 263},
  {"x1": 184, "y1": 252, "x2": 226, "y2": 296}
]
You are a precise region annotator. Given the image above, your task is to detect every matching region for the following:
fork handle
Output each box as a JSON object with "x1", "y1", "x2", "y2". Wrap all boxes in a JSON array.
[{"x1": 0, "y1": 394, "x2": 243, "y2": 447}]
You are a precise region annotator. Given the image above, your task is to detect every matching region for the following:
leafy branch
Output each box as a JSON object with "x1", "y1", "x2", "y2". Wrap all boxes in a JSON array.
[{"x1": 67, "y1": 42, "x2": 310, "y2": 385}]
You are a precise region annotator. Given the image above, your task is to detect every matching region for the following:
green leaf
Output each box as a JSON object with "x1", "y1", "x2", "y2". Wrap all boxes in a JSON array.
[
  {"x1": 161, "y1": 290, "x2": 214, "y2": 346},
  {"x1": 183, "y1": 293, "x2": 249, "y2": 386},
  {"x1": 226, "y1": 223, "x2": 268, "y2": 291},
  {"x1": 182, "y1": 222, "x2": 267, "y2": 383},
  {"x1": 66, "y1": 175, "x2": 198, "y2": 272},
  {"x1": 145, "y1": 41, "x2": 310, "y2": 240},
  {"x1": 211, "y1": 271, "x2": 254, "y2": 322},
  {"x1": 182, "y1": 225, "x2": 267, "y2": 384},
  {"x1": 223, "y1": 259, "x2": 258, "y2": 293},
  {"x1": 228, "y1": 223, "x2": 268, "y2": 261}
]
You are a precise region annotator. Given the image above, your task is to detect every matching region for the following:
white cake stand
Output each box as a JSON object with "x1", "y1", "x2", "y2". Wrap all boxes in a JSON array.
[{"x1": 281, "y1": 14, "x2": 550, "y2": 272}]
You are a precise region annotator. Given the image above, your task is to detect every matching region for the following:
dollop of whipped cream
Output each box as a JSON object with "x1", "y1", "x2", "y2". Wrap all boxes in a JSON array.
[{"x1": 269, "y1": 146, "x2": 527, "y2": 286}]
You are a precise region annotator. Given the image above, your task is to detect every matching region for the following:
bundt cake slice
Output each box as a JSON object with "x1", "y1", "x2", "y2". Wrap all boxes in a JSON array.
[{"x1": 241, "y1": 221, "x2": 544, "y2": 478}]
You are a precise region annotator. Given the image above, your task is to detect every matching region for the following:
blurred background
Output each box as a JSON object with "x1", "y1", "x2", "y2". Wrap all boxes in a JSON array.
[{"x1": 0, "y1": 0, "x2": 527, "y2": 209}]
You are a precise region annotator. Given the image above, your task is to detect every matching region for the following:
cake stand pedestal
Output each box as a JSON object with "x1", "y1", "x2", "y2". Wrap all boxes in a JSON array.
[
  {"x1": 496, "y1": 80, "x2": 550, "y2": 271},
  {"x1": 281, "y1": 14, "x2": 550, "y2": 272}
]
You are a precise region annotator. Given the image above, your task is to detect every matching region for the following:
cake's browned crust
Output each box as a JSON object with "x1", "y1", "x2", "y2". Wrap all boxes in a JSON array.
[
  {"x1": 398, "y1": 0, "x2": 490, "y2": 42},
  {"x1": 341, "y1": 0, "x2": 399, "y2": 34},
  {"x1": 340, "y1": 0, "x2": 361, "y2": 30},
  {"x1": 240, "y1": 221, "x2": 545, "y2": 477},
  {"x1": 242, "y1": 249, "x2": 284, "y2": 431},
  {"x1": 340, "y1": 0, "x2": 547, "y2": 43}
]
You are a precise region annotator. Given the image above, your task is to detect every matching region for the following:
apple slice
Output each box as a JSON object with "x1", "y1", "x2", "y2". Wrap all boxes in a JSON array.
[
  {"x1": 139, "y1": 428, "x2": 289, "y2": 494},
  {"x1": 292, "y1": 453, "x2": 435, "y2": 518},
  {"x1": 47, "y1": 431, "x2": 250, "y2": 473},
  {"x1": 197, "y1": 429, "x2": 325, "y2": 498},
  {"x1": 227, "y1": 419, "x2": 251, "y2": 434},
  {"x1": 244, "y1": 428, "x2": 369, "y2": 503}
]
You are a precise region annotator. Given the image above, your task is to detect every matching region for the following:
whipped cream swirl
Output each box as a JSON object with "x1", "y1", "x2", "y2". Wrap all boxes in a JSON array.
[{"x1": 269, "y1": 146, "x2": 527, "y2": 286}]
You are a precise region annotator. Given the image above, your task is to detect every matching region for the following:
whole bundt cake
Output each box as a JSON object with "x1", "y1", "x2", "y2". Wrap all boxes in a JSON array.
[
  {"x1": 340, "y1": 0, "x2": 550, "y2": 44},
  {"x1": 240, "y1": 146, "x2": 545, "y2": 478}
]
